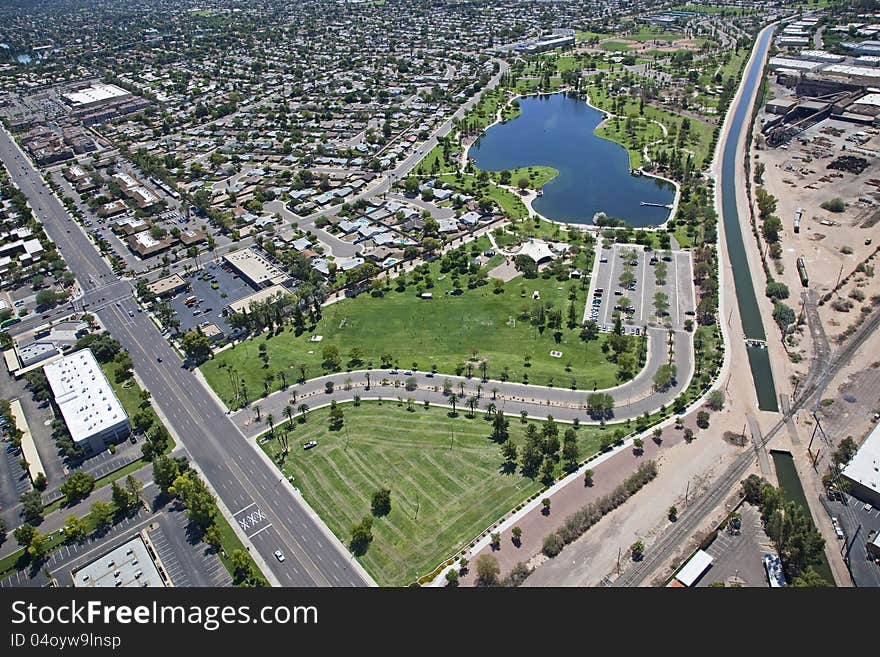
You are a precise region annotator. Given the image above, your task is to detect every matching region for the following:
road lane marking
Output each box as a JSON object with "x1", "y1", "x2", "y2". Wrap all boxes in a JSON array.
[
  {"x1": 247, "y1": 523, "x2": 274, "y2": 539},
  {"x1": 232, "y1": 502, "x2": 257, "y2": 516}
]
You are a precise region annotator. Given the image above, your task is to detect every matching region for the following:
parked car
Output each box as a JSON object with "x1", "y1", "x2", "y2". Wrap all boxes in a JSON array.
[{"x1": 303, "y1": 440, "x2": 318, "y2": 450}]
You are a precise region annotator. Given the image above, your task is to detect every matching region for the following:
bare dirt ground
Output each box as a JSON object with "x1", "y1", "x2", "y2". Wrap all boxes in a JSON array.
[{"x1": 755, "y1": 111, "x2": 880, "y2": 373}]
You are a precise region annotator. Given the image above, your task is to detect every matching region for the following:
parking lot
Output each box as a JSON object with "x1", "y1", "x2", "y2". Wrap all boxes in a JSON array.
[
  {"x1": 823, "y1": 492, "x2": 880, "y2": 588},
  {"x1": 147, "y1": 505, "x2": 231, "y2": 587},
  {"x1": 587, "y1": 243, "x2": 695, "y2": 332},
  {"x1": 165, "y1": 260, "x2": 257, "y2": 334}
]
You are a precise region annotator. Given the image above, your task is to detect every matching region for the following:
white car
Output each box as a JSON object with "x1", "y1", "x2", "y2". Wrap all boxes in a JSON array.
[
  {"x1": 273, "y1": 550, "x2": 285, "y2": 562},
  {"x1": 302, "y1": 440, "x2": 318, "y2": 450}
]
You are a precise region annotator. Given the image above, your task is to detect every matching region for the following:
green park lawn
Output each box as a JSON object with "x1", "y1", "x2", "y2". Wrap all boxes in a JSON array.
[
  {"x1": 487, "y1": 165, "x2": 558, "y2": 190},
  {"x1": 202, "y1": 239, "x2": 625, "y2": 407},
  {"x1": 601, "y1": 41, "x2": 635, "y2": 52},
  {"x1": 414, "y1": 143, "x2": 458, "y2": 176},
  {"x1": 261, "y1": 402, "x2": 606, "y2": 586},
  {"x1": 436, "y1": 173, "x2": 531, "y2": 220}
]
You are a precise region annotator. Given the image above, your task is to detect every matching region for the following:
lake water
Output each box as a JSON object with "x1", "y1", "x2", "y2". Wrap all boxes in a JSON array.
[{"x1": 469, "y1": 92, "x2": 675, "y2": 227}]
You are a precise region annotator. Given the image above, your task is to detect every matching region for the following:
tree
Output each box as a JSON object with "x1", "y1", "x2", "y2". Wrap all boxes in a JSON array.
[
  {"x1": 14, "y1": 523, "x2": 37, "y2": 547},
  {"x1": 583, "y1": 469, "x2": 594, "y2": 486},
  {"x1": 501, "y1": 440, "x2": 518, "y2": 468},
  {"x1": 766, "y1": 281, "x2": 789, "y2": 300},
  {"x1": 474, "y1": 554, "x2": 500, "y2": 586},
  {"x1": 445, "y1": 568, "x2": 459, "y2": 587},
  {"x1": 64, "y1": 514, "x2": 88, "y2": 542},
  {"x1": 328, "y1": 400, "x2": 344, "y2": 431},
  {"x1": 350, "y1": 516, "x2": 374, "y2": 555},
  {"x1": 90, "y1": 500, "x2": 114, "y2": 531},
  {"x1": 541, "y1": 497, "x2": 551, "y2": 514},
  {"x1": 28, "y1": 531, "x2": 50, "y2": 561},
  {"x1": 706, "y1": 390, "x2": 725, "y2": 411},
  {"x1": 170, "y1": 472, "x2": 217, "y2": 530},
  {"x1": 491, "y1": 412, "x2": 509, "y2": 442},
  {"x1": 511, "y1": 526, "x2": 523, "y2": 546},
  {"x1": 652, "y1": 364, "x2": 677, "y2": 391},
  {"x1": 60, "y1": 471, "x2": 96, "y2": 504},
  {"x1": 696, "y1": 411, "x2": 710, "y2": 429},
  {"x1": 203, "y1": 524, "x2": 223, "y2": 552},
  {"x1": 179, "y1": 329, "x2": 212, "y2": 363},
  {"x1": 668, "y1": 505, "x2": 678, "y2": 522},
  {"x1": 791, "y1": 566, "x2": 832, "y2": 587},
  {"x1": 111, "y1": 481, "x2": 135, "y2": 513},
  {"x1": 152, "y1": 455, "x2": 180, "y2": 493},
  {"x1": 371, "y1": 488, "x2": 391, "y2": 516},
  {"x1": 20, "y1": 490, "x2": 43, "y2": 522},
  {"x1": 630, "y1": 540, "x2": 645, "y2": 561}
]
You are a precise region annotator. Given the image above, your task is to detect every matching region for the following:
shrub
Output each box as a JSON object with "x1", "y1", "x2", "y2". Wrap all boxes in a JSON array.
[{"x1": 820, "y1": 198, "x2": 845, "y2": 213}]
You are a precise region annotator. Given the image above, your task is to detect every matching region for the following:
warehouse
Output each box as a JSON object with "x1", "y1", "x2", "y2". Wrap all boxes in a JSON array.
[
  {"x1": 43, "y1": 348, "x2": 130, "y2": 455},
  {"x1": 841, "y1": 423, "x2": 880, "y2": 509},
  {"x1": 62, "y1": 83, "x2": 131, "y2": 108}
]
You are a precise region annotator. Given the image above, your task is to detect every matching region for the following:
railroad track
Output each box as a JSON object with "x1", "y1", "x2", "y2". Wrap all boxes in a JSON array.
[{"x1": 613, "y1": 307, "x2": 880, "y2": 587}]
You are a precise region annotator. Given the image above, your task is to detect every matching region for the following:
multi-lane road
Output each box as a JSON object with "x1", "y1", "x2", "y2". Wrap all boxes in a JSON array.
[{"x1": 0, "y1": 126, "x2": 371, "y2": 587}]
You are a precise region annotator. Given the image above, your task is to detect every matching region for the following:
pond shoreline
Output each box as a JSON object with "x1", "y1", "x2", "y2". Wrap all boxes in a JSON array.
[{"x1": 465, "y1": 89, "x2": 680, "y2": 231}]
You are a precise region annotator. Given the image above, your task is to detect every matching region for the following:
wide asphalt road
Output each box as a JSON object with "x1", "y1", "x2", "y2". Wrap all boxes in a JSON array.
[{"x1": 0, "y1": 126, "x2": 371, "y2": 587}]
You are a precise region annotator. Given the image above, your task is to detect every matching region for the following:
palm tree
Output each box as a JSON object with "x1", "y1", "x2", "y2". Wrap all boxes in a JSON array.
[
  {"x1": 476, "y1": 383, "x2": 483, "y2": 398},
  {"x1": 253, "y1": 404, "x2": 261, "y2": 421},
  {"x1": 298, "y1": 403, "x2": 309, "y2": 421},
  {"x1": 279, "y1": 370, "x2": 287, "y2": 388},
  {"x1": 365, "y1": 372, "x2": 371, "y2": 389},
  {"x1": 485, "y1": 402, "x2": 496, "y2": 419},
  {"x1": 299, "y1": 364, "x2": 307, "y2": 383},
  {"x1": 283, "y1": 405, "x2": 293, "y2": 426},
  {"x1": 491, "y1": 387, "x2": 498, "y2": 400},
  {"x1": 458, "y1": 381, "x2": 466, "y2": 396},
  {"x1": 449, "y1": 394, "x2": 457, "y2": 416},
  {"x1": 467, "y1": 396, "x2": 478, "y2": 417},
  {"x1": 266, "y1": 413, "x2": 275, "y2": 435}
]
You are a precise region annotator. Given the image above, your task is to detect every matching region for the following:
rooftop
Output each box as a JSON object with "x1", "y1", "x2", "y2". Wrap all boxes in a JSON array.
[
  {"x1": 842, "y1": 422, "x2": 880, "y2": 496},
  {"x1": 43, "y1": 349, "x2": 128, "y2": 445},
  {"x1": 73, "y1": 536, "x2": 164, "y2": 588}
]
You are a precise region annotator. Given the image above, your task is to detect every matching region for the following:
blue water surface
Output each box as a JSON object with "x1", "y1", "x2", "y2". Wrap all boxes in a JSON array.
[{"x1": 469, "y1": 92, "x2": 675, "y2": 226}]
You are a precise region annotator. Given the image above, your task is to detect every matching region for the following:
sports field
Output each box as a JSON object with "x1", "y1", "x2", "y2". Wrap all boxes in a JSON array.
[
  {"x1": 262, "y1": 402, "x2": 605, "y2": 585},
  {"x1": 202, "y1": 238, "x2": 623, "y2": 406}
]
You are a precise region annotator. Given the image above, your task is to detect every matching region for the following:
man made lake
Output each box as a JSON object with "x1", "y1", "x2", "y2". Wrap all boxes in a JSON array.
[{"x1": 469, "y1": 92, "x2": 675, "y2": 227}]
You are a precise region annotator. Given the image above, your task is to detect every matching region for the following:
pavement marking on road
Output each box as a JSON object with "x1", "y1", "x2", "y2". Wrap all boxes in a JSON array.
[
  {"x1": 236, "y1": 507, "x2": 268, "y2": 533},
  {"x1": 247, "y1": 523, "x2": 274, "y2": 539},
  {"x1": 231, "y1": 502, "x2": 256, "y2": 516}
]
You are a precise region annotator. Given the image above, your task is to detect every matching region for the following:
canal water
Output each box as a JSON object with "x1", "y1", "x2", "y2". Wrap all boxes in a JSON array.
[
  {"x1": 770, "y1": 450, "x2": 835, "y2": 585},
  {"x1": 718, "y1": 26, "x2": 779, "y2": 412},
  {"x1": 469, "y1": 92, "x2": 675, "y2": 227}
]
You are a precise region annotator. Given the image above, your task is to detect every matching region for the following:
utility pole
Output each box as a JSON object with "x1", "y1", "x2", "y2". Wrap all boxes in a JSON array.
[
  {"x1": 685, "y1": 480, "x2": 690, "y2": 506},
  {"x1": 617, "y1": 547, "x2": 621, "y2": 575}
]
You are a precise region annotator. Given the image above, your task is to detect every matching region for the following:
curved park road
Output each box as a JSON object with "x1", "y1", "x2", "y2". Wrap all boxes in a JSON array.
[{"x1": 226, "y1": 326, "x2": 693, "y2": 438}]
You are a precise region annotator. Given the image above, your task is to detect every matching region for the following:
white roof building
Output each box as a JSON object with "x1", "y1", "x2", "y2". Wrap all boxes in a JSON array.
[
  {"x1": 43, "y1": 349, "x2": 130, "y2": 454},
  {"x1": 518, "y1": 240, "x2": 557, "y2": 264},
  {"x1": 842, "y1": 423, "x2": 880, "y2": 507},
  {"x1": 674, "y1": 549, "x2": 713, "y2": 586}
]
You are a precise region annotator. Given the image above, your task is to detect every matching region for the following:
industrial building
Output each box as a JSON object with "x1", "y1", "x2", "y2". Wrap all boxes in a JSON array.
[
  {"x1": 43, "y1": 348, "x2": 130, "y2": 455},
  {"x1": 73, "y1": 536, "x2": 165, "y2": 588},
  {"x1": 841, "y1": 424, "x2": 880, "y2": 509}
]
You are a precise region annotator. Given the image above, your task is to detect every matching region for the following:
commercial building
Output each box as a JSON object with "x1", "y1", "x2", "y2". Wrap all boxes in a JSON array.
[
  {"x1": 223, "y1": 248, "x2": 290, "y2": 289},
  {"x1": 673, "y1": 549, "x2": 713, "y2": 587},
  {"x1": 841, "y1": 423, "x2": 880, "y2": 508},
  {"x1": 73, "y1": 536, "x2": 165, "y2": 588},
  {"x1": 62, "y1": 83, "x2": 131, "y2": 109},
  {"x1": 43, "y1": 348, "x2": 130, "y2": 455},
  {"x1": 224, "y1": 283, "x2": 290, "y2": 315},
  {"x1": 147, "y1": 273, "x2": 188, "y2": 298}
]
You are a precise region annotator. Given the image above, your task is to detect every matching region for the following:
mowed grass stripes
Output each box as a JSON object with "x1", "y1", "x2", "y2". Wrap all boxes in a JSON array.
[{"x1": 261, "y1": 402, "x2": 604, "y2": 586}]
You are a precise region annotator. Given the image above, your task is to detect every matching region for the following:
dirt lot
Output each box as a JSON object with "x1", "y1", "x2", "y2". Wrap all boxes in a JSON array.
[{"x1": 755, "y1": 108, "x2": 880, "y2": 382}]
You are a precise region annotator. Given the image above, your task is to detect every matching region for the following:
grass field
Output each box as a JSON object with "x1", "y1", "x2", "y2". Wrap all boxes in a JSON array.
[
  {"x1": 202, "y1": 239, "x2": 627, "y2": 406},
  {"x1": 601, "y1": 41, "x2": 635, "y2": 52},
  {"x1": 261, "y1": 402, "x2": 606, "y2": 585},
  {"x1": 437, "y1": 173, "x2": 531, "y2": 219},
  {"x1": 414, "y1": 143, "x2": 458, "y2": 176},
  {"x1": 487, "y1": 165, "x2": 558, "y2": 190}
]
